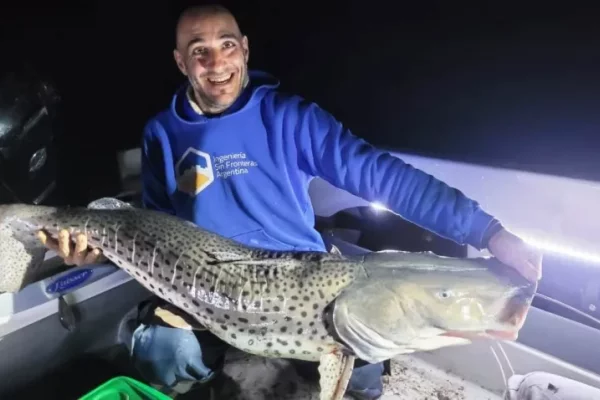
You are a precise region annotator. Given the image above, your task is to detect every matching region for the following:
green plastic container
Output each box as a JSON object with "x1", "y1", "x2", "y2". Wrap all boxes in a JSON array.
[{"x1": 80, "y1": 376, "x2": 173, "y2": 400}]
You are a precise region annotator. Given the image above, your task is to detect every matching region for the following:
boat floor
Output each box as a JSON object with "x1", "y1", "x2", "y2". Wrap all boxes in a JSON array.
[{"x1": 210, "y1": 348, "x2": 503, "y2": 400}]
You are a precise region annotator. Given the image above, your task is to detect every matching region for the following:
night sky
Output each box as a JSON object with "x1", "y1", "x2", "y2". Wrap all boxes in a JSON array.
[{"x1": 1, "y1": 1, "x2": 599, "y2": 202}]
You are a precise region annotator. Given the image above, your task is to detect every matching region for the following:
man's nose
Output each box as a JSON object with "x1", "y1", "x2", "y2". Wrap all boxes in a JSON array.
[{"x1": 204, "y1": 50, "x2": 225, "y2": 68}]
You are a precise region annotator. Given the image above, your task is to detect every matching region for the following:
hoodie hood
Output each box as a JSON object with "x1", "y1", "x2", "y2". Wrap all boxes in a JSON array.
[{"x1": 171, "y1": 70, "x2": 280, "y2": 124}]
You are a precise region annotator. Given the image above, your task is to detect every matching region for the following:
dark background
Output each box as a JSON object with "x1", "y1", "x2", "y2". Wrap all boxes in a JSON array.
[
  {"x1": 1, "y1": 1, "x2": 599, "y2": 204},
  {"x1": 0, "y1": 4, "x2": 599, "y2": 392}
]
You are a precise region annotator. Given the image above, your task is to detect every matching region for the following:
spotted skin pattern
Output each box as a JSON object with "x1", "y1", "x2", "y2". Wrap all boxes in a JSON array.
[
  {"x1": 0, "y1": 202, "x2": 364, "y2": 363},
  {"x1": 0, "y1": 199, "x2": 535, "y2": 400}
]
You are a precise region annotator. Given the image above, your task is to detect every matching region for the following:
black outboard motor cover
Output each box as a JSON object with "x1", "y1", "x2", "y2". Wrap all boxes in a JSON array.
[{"x1": 0, "y1": 65, "x2": 61, "y2": 204}]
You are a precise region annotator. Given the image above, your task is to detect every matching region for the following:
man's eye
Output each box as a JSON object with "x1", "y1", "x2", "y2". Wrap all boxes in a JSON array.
[
  {"x1": 223, "y1": 41, "x2": 235, "y2": 49},
  {"x1": 192, "y1": 47, "x2": 207, "y2": 55}
]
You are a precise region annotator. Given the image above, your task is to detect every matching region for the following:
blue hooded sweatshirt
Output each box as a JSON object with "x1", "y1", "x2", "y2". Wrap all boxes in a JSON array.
[{"x1": 141, "y1": 70, "x2": 500, "y2": 252}]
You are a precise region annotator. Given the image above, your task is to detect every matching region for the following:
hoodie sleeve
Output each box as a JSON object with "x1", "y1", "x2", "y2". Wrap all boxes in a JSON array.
[
  {"x1": 140, "y1": 121, "x2": 176, "y2": 215},
  {"x1": 294, "y1": 101, "x2": 501, "y2": 250}
]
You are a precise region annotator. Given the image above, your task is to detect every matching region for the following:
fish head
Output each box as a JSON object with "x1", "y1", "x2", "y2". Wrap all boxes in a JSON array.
[
  {"x1": 332, "y1": 251, "x2": 537, "y2": 363},
  {"x1": 398, "y1": 262, "x2": 534, "y2": 339}
]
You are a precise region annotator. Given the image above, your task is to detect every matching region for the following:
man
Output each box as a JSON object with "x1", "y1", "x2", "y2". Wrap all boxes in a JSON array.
[{"x1": 39, "y1": 4, "x2": 542, "y2": 399}]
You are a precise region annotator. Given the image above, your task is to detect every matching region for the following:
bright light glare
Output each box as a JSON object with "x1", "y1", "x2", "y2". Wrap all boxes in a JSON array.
[
  {"x1": 521, "y1": 236, "x2": 600, "y2": 265},
  {"x1": 370, "y1": 202, "x2": 389, "y2": 211},
  {"x1": 369, "y1": 202, "x2": 600, "y2": 265}
]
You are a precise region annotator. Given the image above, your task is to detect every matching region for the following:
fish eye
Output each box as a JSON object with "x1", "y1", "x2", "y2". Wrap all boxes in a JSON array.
[{"x1": 437, "y1": 290, "x2": 453, "y2": 299}]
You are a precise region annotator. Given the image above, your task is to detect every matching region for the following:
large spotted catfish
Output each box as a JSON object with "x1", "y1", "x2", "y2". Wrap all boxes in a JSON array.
[{"x1": 0, "y1": 198, "x2": 536, "y2": 400}]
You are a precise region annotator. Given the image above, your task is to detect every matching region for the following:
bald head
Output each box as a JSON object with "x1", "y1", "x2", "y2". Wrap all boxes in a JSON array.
[{"x1": 175, "y1": 4, "x2": 242, "y2": 50}]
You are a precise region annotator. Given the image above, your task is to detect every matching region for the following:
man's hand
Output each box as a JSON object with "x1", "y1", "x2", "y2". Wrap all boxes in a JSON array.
[
  {"x1": 487, "y1": 228, "x2": 543, "y2": 282},
  {"x1": 37, "y1": 229, "x2": 106, "y2": 266}
]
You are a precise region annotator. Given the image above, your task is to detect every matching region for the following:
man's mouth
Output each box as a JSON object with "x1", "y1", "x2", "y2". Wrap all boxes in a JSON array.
[{"x1": 207, "y1": 73, "x2": 234, "y2": 85}]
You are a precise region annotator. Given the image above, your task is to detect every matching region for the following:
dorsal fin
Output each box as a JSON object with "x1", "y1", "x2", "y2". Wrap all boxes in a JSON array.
[{"x1": 87, "y1": 197, "x2": 133, "y2": 210}]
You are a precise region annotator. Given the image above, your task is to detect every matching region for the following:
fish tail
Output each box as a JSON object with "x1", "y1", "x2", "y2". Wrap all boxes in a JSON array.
[{"x1": 0, "y1": 204, "x2": 57, "y2": 293}]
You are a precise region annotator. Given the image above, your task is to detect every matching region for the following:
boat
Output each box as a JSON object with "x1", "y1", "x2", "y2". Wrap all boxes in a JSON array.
[{"x1": 1, "y1": 143, "x2": 599, "y2": 399}]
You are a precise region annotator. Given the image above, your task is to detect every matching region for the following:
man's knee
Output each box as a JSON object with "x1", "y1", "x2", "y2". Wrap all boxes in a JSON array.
[
  {"x1": 294, "y1": 358, "x2": 384, "y2": 400},
  {"x1": 131, "y1": 323, "x2": 227, "y2": 391},
  {"x1": 347, "y1": 361, "x2": 384, "y2": 400}
]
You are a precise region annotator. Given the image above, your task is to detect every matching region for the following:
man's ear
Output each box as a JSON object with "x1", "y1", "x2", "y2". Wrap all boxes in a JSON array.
[
  {"x1": 173, "y1": 49, "x2": 188, "y2": 76},
  {"x1": 241, "y1": 35, "x2": 250, "y2": 63}
]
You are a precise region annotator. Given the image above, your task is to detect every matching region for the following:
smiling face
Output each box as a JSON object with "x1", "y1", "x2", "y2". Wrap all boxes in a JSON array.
[{"x1": 173, "y1": 7, "x2": 250, "y2": 114}]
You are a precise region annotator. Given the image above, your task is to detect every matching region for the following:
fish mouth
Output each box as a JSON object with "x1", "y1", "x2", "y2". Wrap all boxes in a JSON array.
[
  {"x1": 441, "y1": 294, "x2": 531, "y2": 342},
  {"x1": 484, "y1": 329, "x2": 519, "y2": 340},
  {"x1": 442, "y1": 328, "x2": 519, "y2": 341},
  {"x1": 499, "y1": 291, "x2": 532, "y2": 331}
]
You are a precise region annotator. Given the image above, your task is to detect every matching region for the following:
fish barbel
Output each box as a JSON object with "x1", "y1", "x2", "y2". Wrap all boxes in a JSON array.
[{"x1": 0, "y1": 198, "x2": 537, "y2": 400}]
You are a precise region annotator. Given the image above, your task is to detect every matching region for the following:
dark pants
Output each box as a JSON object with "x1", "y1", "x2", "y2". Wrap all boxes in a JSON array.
[{"x1": 129, "y1": 301, "x2": 384, "y2": 399}]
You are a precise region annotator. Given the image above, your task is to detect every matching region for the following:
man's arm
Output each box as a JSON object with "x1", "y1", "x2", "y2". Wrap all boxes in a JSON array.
[
  {"x1": 141, "y1": 121, "x2": 177, "y2": 215},
  {"x1": 293, "y1": 100, "x2": 541, "y2": 282},
  {"x1": 294, "y1": 101, "x2": 499, "y2": 250}
]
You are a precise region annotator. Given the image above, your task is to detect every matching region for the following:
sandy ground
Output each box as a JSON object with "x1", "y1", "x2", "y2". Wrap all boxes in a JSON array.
[{"x1": 214, "y1": 348, "x2": 504, "y2": 400}]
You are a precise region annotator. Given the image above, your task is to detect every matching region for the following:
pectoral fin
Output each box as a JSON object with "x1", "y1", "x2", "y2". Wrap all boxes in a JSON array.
[{"x1": 318, "y1": 351, "x2": 355, "y2": 400}]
